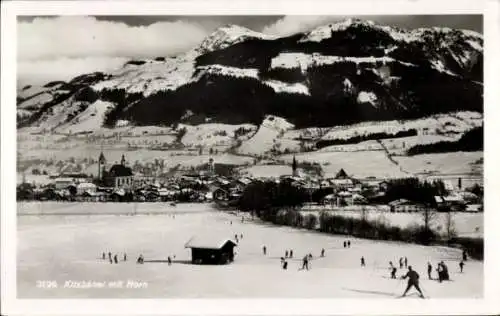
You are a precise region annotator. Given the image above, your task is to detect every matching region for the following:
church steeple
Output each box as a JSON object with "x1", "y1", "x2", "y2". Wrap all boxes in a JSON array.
[
  {"x1": 98, "y1": 151, "x2": 106, "y2": 164},
  {"x1": 98, "y1": 151, "x2": 106, "y2": 181},
  {"x1": 121, "y1": 154, "x2": 126, "y2": 166}
]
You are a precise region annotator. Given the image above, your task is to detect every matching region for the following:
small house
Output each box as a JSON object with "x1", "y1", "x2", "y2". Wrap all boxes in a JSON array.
[
  {"x1": 388, "y1": 199, "x2": 425, "y2": 213},
  {"x1": 212, "y1": 187, "x2": 229, "y2": 201},
  {"x1": 185, "y1": 235, "x2": 237, "y2": 265},
  {"x1": 77, "y1": 182, "x2": 97, "y2": 195}
]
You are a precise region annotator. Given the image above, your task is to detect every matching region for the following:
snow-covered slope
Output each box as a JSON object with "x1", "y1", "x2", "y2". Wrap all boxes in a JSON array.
[
  {"x1": 320, "y1": 111, "x2": 482, "y2": 141},
  {"x1": 196, "y1": 24, "x2": 276, "y2": 54},
  {"x1": 17, "y1": 19, "x2": 483, "y2": 136},
  {"x1": 54, "y1": 100, "x2": 115, "y2": 134},
  {"x1": 238, "y1": 115, "x2": 295, "y2": 156},
  {"x1": 179, "y1": 123, "x2": 257, "y2": 148},
  {"x1": 88, "y1": 25, "x2": 276, "y2": 97},
  {"x1": 91, "y1": 54, "x2": 197, "y2": 97},
  {"x1": 270, "y1": 53, "x2": 415, "y2": 73}
]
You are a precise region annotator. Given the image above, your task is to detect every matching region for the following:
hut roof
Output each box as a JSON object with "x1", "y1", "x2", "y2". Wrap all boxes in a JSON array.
[{"x1": 185, "y1": 235, "x2": 237, "y2": 250}]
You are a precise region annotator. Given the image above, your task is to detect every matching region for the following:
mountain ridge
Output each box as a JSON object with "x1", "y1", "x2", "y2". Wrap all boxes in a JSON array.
[{"x1": 17, "y1": 18, "x2": 483, "y2": 133}]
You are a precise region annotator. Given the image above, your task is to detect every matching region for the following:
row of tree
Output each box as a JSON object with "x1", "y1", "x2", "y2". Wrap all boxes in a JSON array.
[
  {"x1": 234, "y1": 177, "x2": 464, "y2": 246},
  {"x1": 407, "y1": 126, "x2": 483, "y2": 155}
]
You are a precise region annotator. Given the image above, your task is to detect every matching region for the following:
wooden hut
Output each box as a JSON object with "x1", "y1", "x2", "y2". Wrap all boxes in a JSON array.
[{"x1": 185, "y1": 235, "x2": 237, "y2": 265}]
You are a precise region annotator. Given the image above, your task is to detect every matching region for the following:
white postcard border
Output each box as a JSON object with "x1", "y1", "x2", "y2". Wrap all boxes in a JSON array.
[{"x1": 2, "y1": 0, "x2": 500, "y2": 315}]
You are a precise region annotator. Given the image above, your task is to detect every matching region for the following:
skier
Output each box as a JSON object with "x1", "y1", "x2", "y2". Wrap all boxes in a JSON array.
[
  {"x1": 235, "y1": 234, "x2": 239, "y2": 243},
  {"x1": 361, "y1": 256, "x2": 365, "y2": 267},
  {"x1": 168, "y1": 256, "x2": 172, "y2": 266},
  {"x1": 404, "y1": 257, "x2": 408, "y2": 268},
  {"x1": 437, "y1": 262, "x2": 444, "y2": 282},
  {"x1": 391, "y1": 266, "x2": 397, "y2": 279},
  {"x1": 401, "y1": 266, "x2": 424, "y2": 298},
  {"x1": 285, "y1": 250, "x2": 289, "y2": 258},
  {"x1": 137, "y1": 254, "x2": 144, "y2": 264},
  {"x1": 114, "y1": 254, "x2": 118, "y2": 264},
  {"x1": 321, "y1": 248, "x2": 325, "y2": 257},
  {"x1": 230, "y1": 221, "x2": 232, "y2": 225},
  {"x1": 437, "y1": 262, "x2": 449, "y2": 282},
  {"x1": 462, "y1": 250, "x2": 467, "y2": 262},
  {"x1": 399, "y1": 257, "x2": 403, "y2": 269},
  {"x1": 283, "y1": 260, "x2": 288, "y2": 270},
  {"x1": 459, "y1": 260, "x2": 464, "y2": 273},
  {"x1": 289, "y1": 250, "x2": 293, "y2": 258},
  {"x1": 240, "y1": 233, "x2": 243, "y2": 239},
  {"x1": 343, "y1": 241, "x2": 347, "y2": 248},
  {"x1": 347, "y1": 240, "x2": 351, "y2": 248},
  {"x1": 301, "y1": 255, "x2": 309, "y2": 270},
  {"x1": 263, "y1": 246, "x2": 267, "y2": 255},
  {"x1": 390, "y1": 263, "x2": 397, "y2": 279},
  {"x1": 108, "y1": 252, "x2": 112, "y2": 261},
  {"x1": 308, "y1": 253, "x2": 313, "y2": 260},
  {"x1": 123, "y1": 253, "x2": 127, "y2": 261},
  {"x1": 440, "y1": 261, "x2": 449, "y2": 280},
  {"x1": 427, "y1": 262, "x2": 432, "y2": 280},
  {"x1": 102, "y1": 252, "x2": 106, "y2": 260}
]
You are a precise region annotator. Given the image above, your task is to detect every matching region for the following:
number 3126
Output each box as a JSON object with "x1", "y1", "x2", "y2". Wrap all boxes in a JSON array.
[{"x1": 36, "y1": 280, "x2": 58, "y2": 288}]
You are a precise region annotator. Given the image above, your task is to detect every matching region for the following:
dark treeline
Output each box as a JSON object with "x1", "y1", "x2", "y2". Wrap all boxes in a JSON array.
[
  {"x1": 315, "y1": 129, "x2": 417, "y2": 149},
  {"x1": 383, "y1": 178, "x2": 446, "y2": 205},
  {"x1": 237, "y1": 178, "x2": 447, "y2": 217},
  {"x1": 238, "y1": 180, "x2": 308, "y2": 221},
  {"x1": 407, "y1": 126, "x2": 483, "y2": 155},
  {"x1": 100, "y1": 88, "x2": 143, "y2": 127},
  {"x1": 125, "y1": 60, "x2": 147, "y2": 66}
]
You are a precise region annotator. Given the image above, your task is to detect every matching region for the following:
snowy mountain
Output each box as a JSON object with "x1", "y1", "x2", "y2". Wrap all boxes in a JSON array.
[
  {"x1": 196, "y1": 24, "x2": 277, "y2": 54},
  {"x1": 17, "y1": 19, "x2": 483, "y2": 133}
]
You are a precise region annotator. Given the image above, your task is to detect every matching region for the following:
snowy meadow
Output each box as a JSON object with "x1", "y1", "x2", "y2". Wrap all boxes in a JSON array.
[{"x1": 17, "y1": 202, "x2": 482, "y2": 298}]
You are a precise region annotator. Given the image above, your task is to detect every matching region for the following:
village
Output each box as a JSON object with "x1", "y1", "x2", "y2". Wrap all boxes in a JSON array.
[{"x1": 16, "y1": 150, "x2": 483, "y2": 214}]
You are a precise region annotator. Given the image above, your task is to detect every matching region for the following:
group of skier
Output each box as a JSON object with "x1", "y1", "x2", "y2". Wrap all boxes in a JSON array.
[
  {"x1": 234, "y1": 233, "x2": 243, "y2": 243},
  {"x1": 102, "y1": 251, "x2": 126, "y2": 264}
]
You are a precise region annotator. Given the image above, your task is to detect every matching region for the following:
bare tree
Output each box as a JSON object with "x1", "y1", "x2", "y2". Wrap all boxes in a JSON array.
[
  {"x1": 421, "y1": 205, "x2": 438, "y2": 232},
  {"x1": 360, "y1": 205, "x2": 369, "y2": 224},
  {"x1": 445, "y1": 210, "x2": 456, "y2": 240}
]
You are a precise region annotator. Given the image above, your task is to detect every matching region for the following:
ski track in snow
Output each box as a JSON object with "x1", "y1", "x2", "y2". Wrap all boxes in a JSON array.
[{"x1": 17, "y1": 202, "x2": 483, "y2": 298}]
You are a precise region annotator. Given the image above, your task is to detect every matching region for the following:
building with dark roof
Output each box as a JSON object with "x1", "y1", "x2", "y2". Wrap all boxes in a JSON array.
[
  {"x1": 103, "y1": 154, "x2": 134, "y2": 188},
  {"x1": 185, "y1": 235, "x2": 237, "y2": 265}
]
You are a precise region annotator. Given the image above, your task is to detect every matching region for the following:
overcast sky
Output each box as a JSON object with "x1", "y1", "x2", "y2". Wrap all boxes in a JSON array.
[{"x1": 17, "y1": 15, "x2": 482, "y2": 86}]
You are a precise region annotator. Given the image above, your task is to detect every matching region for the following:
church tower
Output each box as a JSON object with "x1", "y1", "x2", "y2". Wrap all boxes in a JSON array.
[
  {"x1": 98, "y1": 151, "x2": 106, "y2": 181},
  {"x1": 121, "y1": 154, "x2": 126, "y2": 166}
]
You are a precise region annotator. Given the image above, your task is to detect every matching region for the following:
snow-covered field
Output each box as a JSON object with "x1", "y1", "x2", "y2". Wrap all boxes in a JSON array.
[
  {"x1": 394, "y1": 152, "x2": 483, "y2": 175},
  {"x1": 319, "y1": 111, "x2": 482, "y2": 141},
  {"x1": 17, "y1": 203, "x2": 482, "y2": 298},
  {"x1": 179, "y1": 123, "x2": 257, "y2": 148},
  {"x1": 280, "y1": 150, "x2": 482, "y2": 178},
  {"x1": 280, "y1": 151, "x2": 408, "y2": 178}
]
